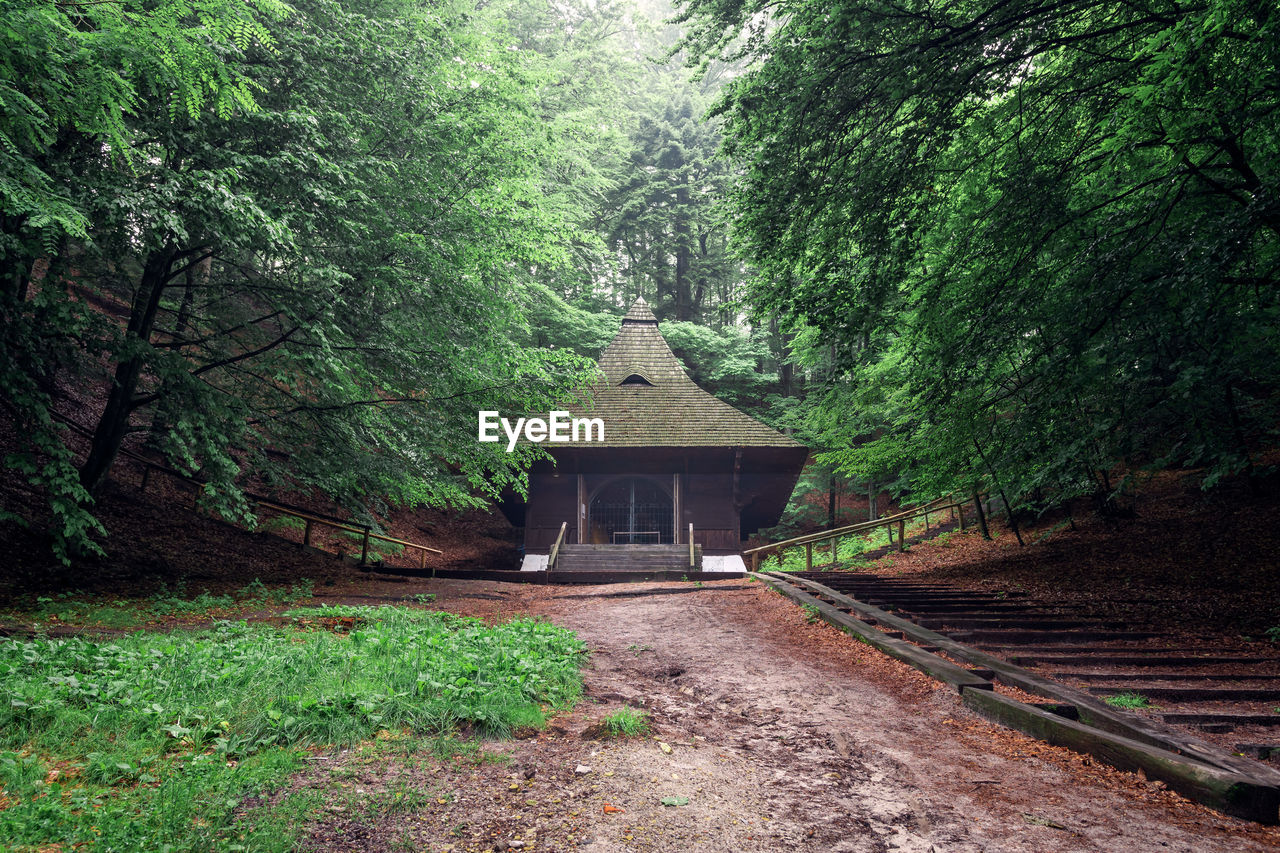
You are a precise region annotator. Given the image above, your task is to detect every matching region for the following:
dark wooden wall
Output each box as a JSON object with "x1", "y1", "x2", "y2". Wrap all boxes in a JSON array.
[
  {"x1": 525, "y1": 470, "x2": 744, "y2": 555},
  {"x1": 525, "y1": 475, "x2": 578, "y2": 552},
  {"x1": 681, "y1": 473, "x2": 739, "y2": 552}
]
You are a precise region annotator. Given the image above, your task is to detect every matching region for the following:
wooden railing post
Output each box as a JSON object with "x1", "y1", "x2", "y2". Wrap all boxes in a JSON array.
[
  {"x1": 751, "y1": 551, "x2": 759, "y2": 572},
  {"x1": 548, "y1": 521, "x2": 567, "y2": 570},
  {"x1": 360, "y1": 526, "x2": 371, "y2": 566},
  {"x1": 898, "y1": 518, "x2": 906, "y2": 551},
  {"x1": 805, "y1": 542, "x2": 812, "y2": 571},
  {"x1": 303, "y1": 519, "x2": 312, "y2": 547}
]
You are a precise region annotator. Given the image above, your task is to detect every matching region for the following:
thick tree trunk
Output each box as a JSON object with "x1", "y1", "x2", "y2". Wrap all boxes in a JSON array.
[
  {"x1": 868, "y1": 481, "x2": 878, "y2": 521},
  {"x1": 79, "y1": 246, "x2": 175, "y2": 496}
]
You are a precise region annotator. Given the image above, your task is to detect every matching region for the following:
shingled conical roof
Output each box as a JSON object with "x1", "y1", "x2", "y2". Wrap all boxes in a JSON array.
[{"x1": 569, "y1": 298, "x2": 803, "y2": 448}]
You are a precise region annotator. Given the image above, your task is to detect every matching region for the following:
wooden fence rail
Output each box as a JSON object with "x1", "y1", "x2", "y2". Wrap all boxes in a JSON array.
[
  {"x1": 50, "y1": 412, "x2": 443, "y2": 569},
  {"x1": 743, "y1": 494, "x2": 980, "y2": 572}
]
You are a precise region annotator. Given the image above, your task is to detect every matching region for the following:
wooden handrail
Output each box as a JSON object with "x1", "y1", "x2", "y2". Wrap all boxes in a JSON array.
[
  {"x1": 48, "y1": 411, "x2": 444, "y2": 569},
  {"x1": 548, "y1": 521, "x2": 568, "y2": 570},
  {"x1": 253, "y1": 499, "x2": 442, "y2": 570},
  {"x1": 743, "y1": 495, "x2": 956, "y2": 555},
  {"x1": 745, "y1": 494, "x2": 975, "y2": 572}
]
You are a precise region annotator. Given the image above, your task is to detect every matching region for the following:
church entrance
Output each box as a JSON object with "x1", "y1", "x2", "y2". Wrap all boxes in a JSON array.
[{"x1": 587, "y1": 477, "x2": 674, "y2": 544}]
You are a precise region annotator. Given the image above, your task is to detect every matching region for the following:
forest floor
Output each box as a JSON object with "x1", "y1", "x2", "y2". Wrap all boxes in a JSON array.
[{"x1": 273, "y1": 575, "x2": 1279, "y2": 852}]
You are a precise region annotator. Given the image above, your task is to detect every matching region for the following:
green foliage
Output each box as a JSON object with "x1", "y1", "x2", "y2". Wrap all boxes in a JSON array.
[
  {"x1": 678, "y1": 0, "x2": 1280, "y2": 511},
  {"x1": 800, "y1": 603, "x2": 821, "y2": 624},
  {"x1": 0, "y1": 0, "x2": 288, "y2": 254},
  {"x1": 1103, "y1": 692, "x2": 1153, "y2": 710},
  {"x1": 601, "y1": 706, "x2": 651, "y2": 738},
  {"x1": 3, "y1": 0, "x2": 607, "y2": 561},
  {"x1": 8, "y1": 578, "x2": 316, "y2": 628},
  {"x1": 0, "y1": 607, "x2": 585, "y2": 849}
]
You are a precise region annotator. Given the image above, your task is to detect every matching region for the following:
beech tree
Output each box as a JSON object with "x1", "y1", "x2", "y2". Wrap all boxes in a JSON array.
[
  {"x1": 2, "y1": 0, "x2": 600, "y2": 560},
  {"x1": 677, "y1": 0, "x2": 1280, "y2": 509}
]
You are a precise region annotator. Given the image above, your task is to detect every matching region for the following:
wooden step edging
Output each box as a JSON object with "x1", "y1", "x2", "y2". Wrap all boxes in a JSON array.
[
  {"x1": 753, "y1": 575, "x2": 993, "y2": 693},
  {"x1": 769, "y1": 572, "x2": 1280, "y2": 779},
  {"x1": 752, "y1": 571, "x2": 1280, "y2": 824},
  {"x1": 961, "y1": 688, "x2": 1280, "y2": 824}
]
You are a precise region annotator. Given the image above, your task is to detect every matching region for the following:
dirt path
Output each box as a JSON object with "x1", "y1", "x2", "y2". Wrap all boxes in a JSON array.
[{"x1": 296, "y1": 579, "x2": 1280, "y2": 852}]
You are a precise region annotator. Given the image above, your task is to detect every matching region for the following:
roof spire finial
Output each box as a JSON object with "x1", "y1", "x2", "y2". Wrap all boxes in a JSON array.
[{"x1": 623, "y1": 296, "x2": 658, "y2": 325}]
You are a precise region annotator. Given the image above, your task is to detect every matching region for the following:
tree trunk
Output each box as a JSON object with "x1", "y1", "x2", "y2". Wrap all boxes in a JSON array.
[
  {"x1": 973, "y1": 491, "x2": 991, "y2": 540},
  {"x1": 868, "y1": 481, "x2": 878, "y2": 521},
  {"x1": 80, "y1": 246, "x2": 175, "y2": 495},
  {"x1": 146, "y1": 258, "x2": 203, "y2": 449},
  {"x1": 828, "y1": 473, "x2": 837, "y2": 529}
]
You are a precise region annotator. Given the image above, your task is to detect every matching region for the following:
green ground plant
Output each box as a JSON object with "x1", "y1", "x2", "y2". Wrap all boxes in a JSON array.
[
  {"x1": 1103, "y1": 691, "x2": 1153, "y2": 710},
  {"x1": 601, "y1": 706, "x2": 650, "y2": 738},
  {"x1": 9, "y1": 579, "x2": 317, "y2": 630},
  {"x1": 0, "y1": 606, "x2": 584, "y2": 850}
]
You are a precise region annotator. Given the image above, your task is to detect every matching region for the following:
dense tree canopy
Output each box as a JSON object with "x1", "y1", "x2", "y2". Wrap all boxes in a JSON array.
[
  {"x1": 2, "y1": 0, "x2": 605, "y2": 559},
  {"x1": 7, "y1": 0, "x2": 1277, "y2": 562},
  {"x1": 677, "y1": 0, "x2": 1280, "y2": 510}
]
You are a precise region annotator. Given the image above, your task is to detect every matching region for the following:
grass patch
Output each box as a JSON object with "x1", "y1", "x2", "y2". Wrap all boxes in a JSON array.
[
  {"x1": 1103, "y1": 691, "x2": 1153, "y2": 709},
  {"x1": 7, "y1": 578, "x2": 317, "y2": 630},
  {"x1": 0, "y1": 606, "x2": 584, "y2": 850},
  {"x1": 600, "y1": 706, "x2": 650, "y2": 738}
]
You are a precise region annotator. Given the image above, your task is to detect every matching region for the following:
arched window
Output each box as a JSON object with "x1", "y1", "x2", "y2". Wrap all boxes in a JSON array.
[
  {"x1": 587, "y1": 477, "x2": 673, "y2": 544},
  {"x1": 619, "y1": 373, "x2": 654, "y2": 386}
]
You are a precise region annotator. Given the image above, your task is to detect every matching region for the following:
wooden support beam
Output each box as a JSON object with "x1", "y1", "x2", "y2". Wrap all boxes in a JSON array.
[{"x1": 962, "y1": 689, "x2": 1280, "y2": 824}]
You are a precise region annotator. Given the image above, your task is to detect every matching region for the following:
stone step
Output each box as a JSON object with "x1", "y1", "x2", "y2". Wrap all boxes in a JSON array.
[
  {"x1": 558, "y1": 558, "x2": 701, "y2": 563},
  {"x1": 555, "y1": 543, "x2": 703, "y2": 573},
  {"x1": 560, "y1": 544, "x2": 695, "y2": 552}
]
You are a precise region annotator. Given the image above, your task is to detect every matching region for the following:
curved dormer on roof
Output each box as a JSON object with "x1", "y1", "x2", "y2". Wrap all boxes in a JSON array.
[{"x1": 619, "y1": 370, "x2": 655, "y2": 387}]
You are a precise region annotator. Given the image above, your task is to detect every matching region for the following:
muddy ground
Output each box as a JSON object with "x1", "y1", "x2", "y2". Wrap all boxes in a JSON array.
[{"x1": 285, "y1": 576, "x2": 1280, "y2": 853}]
